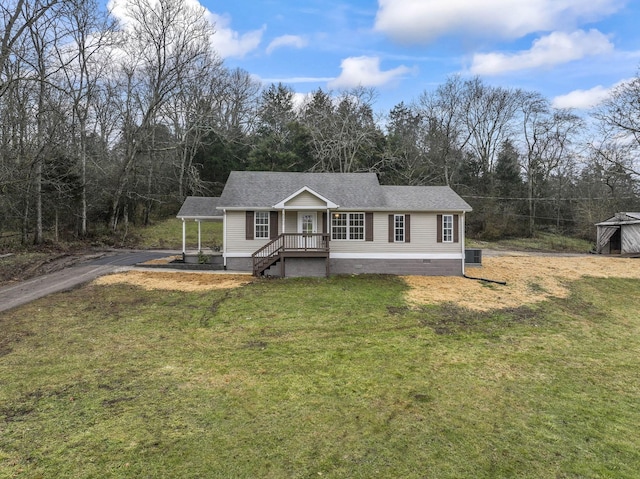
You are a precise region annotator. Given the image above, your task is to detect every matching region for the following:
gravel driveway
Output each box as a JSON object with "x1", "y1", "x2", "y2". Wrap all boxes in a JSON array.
[{"x1": 0, "y1": 251, "x2": 173, "y2": 313}]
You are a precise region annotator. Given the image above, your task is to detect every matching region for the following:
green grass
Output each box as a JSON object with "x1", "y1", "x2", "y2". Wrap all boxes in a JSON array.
[
  {"x1": 468, "y1": 232, "x2": 594, "y2": 253},
  {"x1": 2, "y1": 275, "x2": 640, "y2": 478},
  {"x1": 133, "y1": 218, "x2": 223, "y2": 250}
]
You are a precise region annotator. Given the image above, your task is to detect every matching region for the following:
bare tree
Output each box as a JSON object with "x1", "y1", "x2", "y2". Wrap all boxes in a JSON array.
[
  {"x1": 23, "y1": 0, "x2": 67, "y2": 244},
  {"x1": 107, "y1": 0, "x2": 214, "y2": 231},
  {"x1": 0, "y1": 0, "x2": 60, "y2": 98},
  {"x1": 54, "y1": 0, "x2": 116, "y2": 236},
  {"x1": 518, "y1": 92, "x2": 583, "y2": 235},
  {"x1": 162, "y1": 54, "x2": 224, "y2": 199},
  {"x1": 593, "y1": 74, "x2": 640, "y2": 178},
  {"x1": 416, "y1": 76, "x2": 468, "y2": 186},
  {"x1": 462, "y1": 77, "x2": 521, "y2": 185}
]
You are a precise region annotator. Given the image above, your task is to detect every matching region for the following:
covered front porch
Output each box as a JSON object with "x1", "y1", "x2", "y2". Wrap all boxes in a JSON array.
[
  {"x1": 176, "y1": 197, "x2": 223, "y2": 266},
  {"x1": 250, "y1": 187, "x2": 336, "y2": 277}
]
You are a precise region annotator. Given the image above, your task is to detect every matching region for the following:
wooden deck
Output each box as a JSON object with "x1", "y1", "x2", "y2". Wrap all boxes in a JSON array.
[{"x1": 252, "y1": 233, "x2": 330, "y2": 277}]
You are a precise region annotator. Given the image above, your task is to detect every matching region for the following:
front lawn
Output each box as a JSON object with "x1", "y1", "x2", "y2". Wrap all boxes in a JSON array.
[{"x1": 1, "y1": 275, "x2": 639, "y2": 478}]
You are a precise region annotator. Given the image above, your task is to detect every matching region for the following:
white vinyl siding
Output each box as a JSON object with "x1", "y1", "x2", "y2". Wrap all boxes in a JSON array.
[
  {"x1": 329, "y1": 212, "x2": 461, "y2": 255},
  {"x1": 225, "y1": 211, "x2": 462, "y2": 256},
  {"x1": 226, "y1": 211, "x2": 271, "y2": 253},
  {"x1": 285, "y1": 191, "x2": 327, "y2": 208}
]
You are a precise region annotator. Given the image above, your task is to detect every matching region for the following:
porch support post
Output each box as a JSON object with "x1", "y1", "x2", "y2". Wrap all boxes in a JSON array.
[
  {"x1": 222, "y1": 210, "x2": 227, "y2": 268},
  {"x1": 197, "y1": 219, "x2": 202, "y2": 252},
  {"x1": 182, "y1": 218, "x2": 186, "y2": 254},
  {"x1": 282, "y1": 208, "x2": 285, "y2": 234},
  {"x1": 326, "y1": 207, "x2": 331, "y2": 278},
  {"x1": 326, "y1": 208, "x2": 330, "y2": 236}
]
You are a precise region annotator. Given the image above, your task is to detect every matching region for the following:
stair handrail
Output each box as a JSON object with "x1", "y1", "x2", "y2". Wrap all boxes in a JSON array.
[
  {"x1": 252, "y1": 233, "x2": 331, "y2": 276},
  {"x1": 252, "y1": 234, "x2": 284, "y2": 275}
]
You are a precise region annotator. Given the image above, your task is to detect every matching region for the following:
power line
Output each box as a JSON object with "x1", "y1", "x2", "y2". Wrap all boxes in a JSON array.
[{"x1": 460, "y1": 194, "x2": 639, "y2": 202}]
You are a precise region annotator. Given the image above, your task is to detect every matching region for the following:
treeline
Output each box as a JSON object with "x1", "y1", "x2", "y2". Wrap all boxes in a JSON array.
[{"x1": 1, "y1": 0, "x2": 639, "y2": 245}]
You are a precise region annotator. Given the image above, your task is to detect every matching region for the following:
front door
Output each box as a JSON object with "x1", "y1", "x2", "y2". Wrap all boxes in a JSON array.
[{"x1": 298, "y1": 212, "x2": 317, "y2": 248}]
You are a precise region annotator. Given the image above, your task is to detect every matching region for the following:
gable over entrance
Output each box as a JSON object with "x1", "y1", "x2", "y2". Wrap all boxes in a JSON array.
[{"x1": 274, "y1": 186, "x2": 339, "y2": 209}]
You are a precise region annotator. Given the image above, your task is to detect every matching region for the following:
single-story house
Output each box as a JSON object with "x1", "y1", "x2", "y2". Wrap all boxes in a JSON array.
[
  {"x1": 180, "y1": 171, "x2": 472, "y2": 277},
  {"x1": 595, "y1": 212, "x2": 640, "y2": 254}
]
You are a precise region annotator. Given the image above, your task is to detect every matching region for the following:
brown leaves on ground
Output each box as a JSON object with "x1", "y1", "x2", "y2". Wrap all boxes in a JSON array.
[
  {"x1": 404, "y1": 254, "x2": 640, "y2": 311},
  {"x1": 94, "y1": 271, "x2": 253, "y2": 292}
]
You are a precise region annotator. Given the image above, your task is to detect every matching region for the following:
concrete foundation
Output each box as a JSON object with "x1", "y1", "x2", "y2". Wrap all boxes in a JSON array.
[
  {"x1": 226, "y1": 256, "x2": 463, "y2": 277},
  {"x1": 329, "y1": 258, "x2": 463, "y2": 276}
]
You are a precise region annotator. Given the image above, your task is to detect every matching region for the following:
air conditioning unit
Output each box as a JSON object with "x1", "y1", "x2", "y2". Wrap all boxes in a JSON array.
[{"x1": 465, "y1": 248, "x2": 482, "y2": 265}]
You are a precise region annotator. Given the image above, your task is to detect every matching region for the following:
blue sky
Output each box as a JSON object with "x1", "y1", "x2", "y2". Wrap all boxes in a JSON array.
[{"x1": 110, "y1": 0, "x2": 640, "y2": 114}]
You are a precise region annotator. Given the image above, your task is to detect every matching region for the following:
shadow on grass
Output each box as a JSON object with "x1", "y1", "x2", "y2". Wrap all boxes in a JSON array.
[{"x1": 416, "y1": 303, "x2": 546, "y2": 336}]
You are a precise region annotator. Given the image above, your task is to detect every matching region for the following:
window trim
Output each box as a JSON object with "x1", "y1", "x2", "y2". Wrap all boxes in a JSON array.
[
  {"x1": 254, "y1": 211, "x2": 270, "y2": 239},
  {"x1": 442, "y1": 214, "x2": 454, "y2": 243},
  {"x1": 394, "y1": 214, "x2": 405, "y2": 243},
  {"x1": 331, "y1": 212, "x2": 365, "y2": 241}
]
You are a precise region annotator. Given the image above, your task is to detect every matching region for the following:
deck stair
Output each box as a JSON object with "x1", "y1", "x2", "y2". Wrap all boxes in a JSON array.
[{"x1": 252, "y1": 233, "x2": 329, "y2": 277}]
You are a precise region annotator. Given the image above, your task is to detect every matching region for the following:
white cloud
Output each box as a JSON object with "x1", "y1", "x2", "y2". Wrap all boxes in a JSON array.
[
  {"x1": 552, "y1": 86, "x2": 612, "y2": 109},
  {"x1": 107, "y1": 0, "x2": 264, "y2": 59},
  {"x1": 328, "y1": 56, "x2": 412, "y2": 89},
  {"x1": 260, "y1": 76, "x2": 336, "y2": 84},
  {"x1": 292, "y1": 92, "x2": 314, "y2": 111},
  {"x1": 374, "y1": 0, "x2": 622, "y2": 43},
  {"x1": 552, "y1": 77, "x2": 633, "y2": 109},
  {"x1": 470, "y1": 29, "x2": 614, "y2": 75},
  {"x1": 208, "y1": 12, "x2": 265, "y2": 59},
  {"x1": 266, "y1": 35, "x2": 308, "y2": 55}
]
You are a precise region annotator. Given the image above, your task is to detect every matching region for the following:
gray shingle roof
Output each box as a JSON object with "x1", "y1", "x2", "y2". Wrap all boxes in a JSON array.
[
  {"x1": 176, "y1": 197, "x2": 222, "y2": 219},
  {"x1": 382, "y1": 186, "x2": 472, "y2": 212},
  {"x1": 216, "y1": 171, "x2": 472, "y2": 212},
  {"x1": 218, "y1": 171, "x2": 386, "y2": 208}
]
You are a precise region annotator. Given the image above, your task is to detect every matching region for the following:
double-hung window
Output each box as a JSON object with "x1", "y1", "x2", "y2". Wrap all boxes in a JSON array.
[
  {"x1": 255, "y1": 211, "x2": 270, "y2": 239},
  {"x1": 394, "y1": 214, "x2": 405, "y2": 242},
  {"x1": 442, "y1": 214, "x2": 453, "y2": 242},
  {"x1": 332, "y1": 212, "x2": 364, "y2": 240}
]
